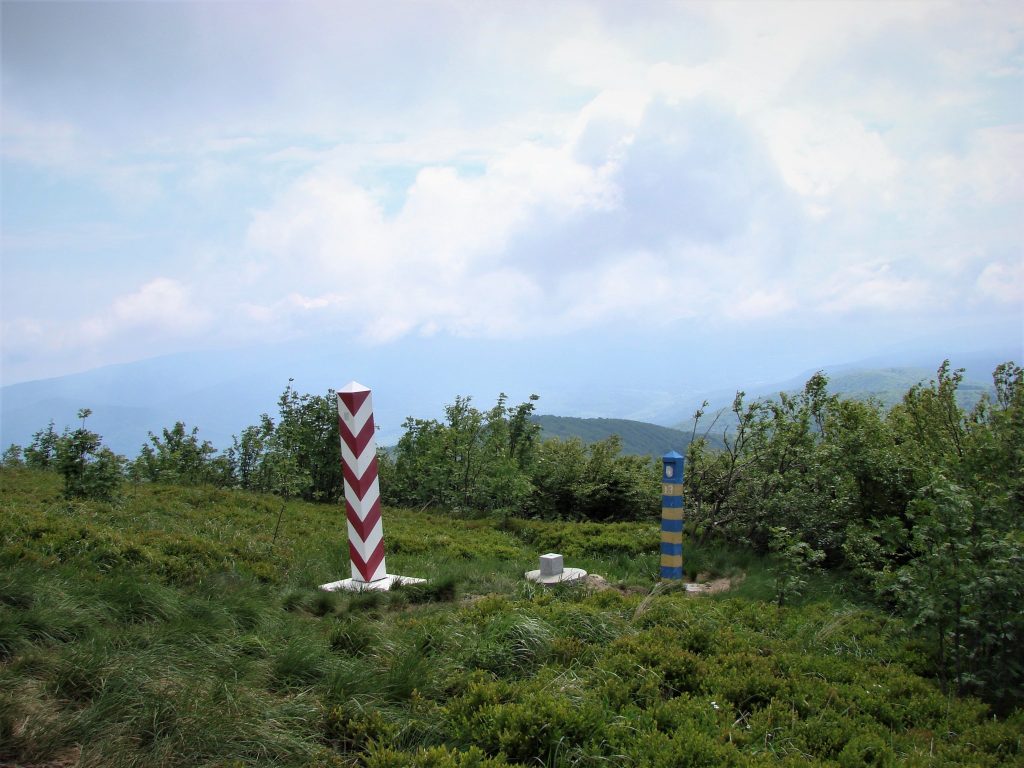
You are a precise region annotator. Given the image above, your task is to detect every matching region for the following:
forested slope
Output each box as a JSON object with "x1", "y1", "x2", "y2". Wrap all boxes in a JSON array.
[{"x1": 532, "y1": 414, "x2": 723, "y2": 455}]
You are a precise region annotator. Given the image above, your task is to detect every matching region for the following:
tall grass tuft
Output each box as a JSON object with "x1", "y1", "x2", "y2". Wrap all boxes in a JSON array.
[
  {"x1": 469, "y1": 612, "x2": 554, "y2": 678},
  {"x1": 97, "y1": 575, "x2": 184, "y2": 624},
  {"x1": 270, "y1": 634, "x2": 329, "y2": 689},
  {"x1": 328, "y1": 614, "x2": 377, "y2": 656},
  {"x1": 399, "y1": 575, "x2": 459, "y2": 604}
]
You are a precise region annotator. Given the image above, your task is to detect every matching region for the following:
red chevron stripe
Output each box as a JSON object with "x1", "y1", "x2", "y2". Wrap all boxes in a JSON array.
[
  {"x1": 339, "y1": 389, "x2": 371, "y2": 417},
  {"x1": 339, "y1": 413, "x2": 376, "y2": 457},
  {"x1": 346, "y1": 496, "x2": 382, "y2": 541},
  {"x1": 349, "y1": 539, "x2": 385, "y2": 581},
  {"x1": 342, "y1": 456, "x2": 378, "y2": 500}
]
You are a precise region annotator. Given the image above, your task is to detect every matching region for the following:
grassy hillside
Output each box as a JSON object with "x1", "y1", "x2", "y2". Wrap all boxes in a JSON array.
[
  {"x1": 532, "y1": 415, "x2": 723, "y2": 456},
  {"x1": 1, "y1": 469, "x2": 1020, "y2": 767}
]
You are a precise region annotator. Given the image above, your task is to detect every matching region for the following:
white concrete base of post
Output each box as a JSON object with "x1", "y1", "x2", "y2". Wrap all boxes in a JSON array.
[
  {"x1": 319, "y1": 574, "x2": 427, "y2": 592},
  {"x1": 525, "y1": 553, "x2": 588, "y2": 585}
]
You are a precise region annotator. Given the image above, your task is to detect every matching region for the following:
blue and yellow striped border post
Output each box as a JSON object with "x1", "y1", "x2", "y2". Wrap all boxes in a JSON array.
[{"x1": 661, "y1": 451, "x2": 685, "y2": 580}]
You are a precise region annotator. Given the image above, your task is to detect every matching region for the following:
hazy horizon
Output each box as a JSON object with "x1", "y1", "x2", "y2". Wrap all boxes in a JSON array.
[{"x1": 2, "y1": 1, "x2": 1022, "y2": 390}]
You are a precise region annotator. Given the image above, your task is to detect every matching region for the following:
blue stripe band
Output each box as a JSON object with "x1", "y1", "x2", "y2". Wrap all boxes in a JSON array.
[
  {"x1": 661, "y1": 566, "x2": 684, "y2": 579},
  {"x1": 661, "y1": 496, "x2": 683, "y2": 508},
  {"x1": 661, "y1": 518, "x2": 683, "y2": 533},
  {"x1": 661, "y1": 542, "x2": 683, "y2": 556}
]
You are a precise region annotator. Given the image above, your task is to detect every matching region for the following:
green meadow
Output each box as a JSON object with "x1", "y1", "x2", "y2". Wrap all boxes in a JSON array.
[{"x1": 2, "y1": 468, "x2": 1020, "y2": 767}]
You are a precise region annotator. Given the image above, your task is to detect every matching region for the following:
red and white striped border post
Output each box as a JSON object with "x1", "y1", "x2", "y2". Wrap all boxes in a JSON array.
[
  {"x1": 338, "y1": 381, "x2": 387, "y2": 583},
  {"x1": 320, "y1": 381, "x2": 425, "y2": 592}
]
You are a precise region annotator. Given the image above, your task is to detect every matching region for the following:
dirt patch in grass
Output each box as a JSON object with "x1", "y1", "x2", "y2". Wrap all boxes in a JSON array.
[
  {"x1": 692, "y1": 575, "x2": 736, "y2": 594},
  {"x1": 688, "y1": 572, "x2": 743, "y2": 594}
]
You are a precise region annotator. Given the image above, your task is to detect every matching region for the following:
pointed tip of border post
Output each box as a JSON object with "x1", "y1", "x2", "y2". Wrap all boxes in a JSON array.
[{"x1": 340, "y1": 381, "x2": 370, "y2": 394}]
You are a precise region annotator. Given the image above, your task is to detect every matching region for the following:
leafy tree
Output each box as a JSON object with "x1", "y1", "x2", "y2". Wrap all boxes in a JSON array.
[
  {"x1": 386, "y1": 393, "x2": 659, "y2": 520},
  {"x1": 24, "y1": 420, "x2": 60, "y2": 470},
  {"x1": 685, "y1": 375, "x2": 859, "y2": 559},
  {"x1": 881, "y1": 363, "x2": 1024, "y2": 711},
  {"x1": 529, "y1": 436, "x2": 658, "y2": 521},
  {"x1": 385, "y1": 415, "x2": 450, "y2": 509},
  {"x1": 888, "y1": 360, "x2": 970, "y2": 486},
  {"x1": 231, "y1": 416, "x2": 275, "y2": 491},
  {"x1": 54, "y1": 409, "x2": 124, "y2": 501},
  {"x1": 230, "y1": 382, "x2": 342, "y2": 502},
  {"x1": 272, "y1": 383, "x2": 343, "y2": 502},
  {"x1": 1, "y1": 444, "x2": 24, "y2": 468},
  {"x1": 684, "y1": 392, "x2": 757, "y2": 535},
  {"x1": 131, "y1": 422, "x2": 233, "y2": 487},
  {"x1": 769, "y1": 525, "x2": 824, "y2": 606},
  {"x1": 684, "y1": 360, "x2": 1023, "y2": 712},
  {"x1": 386, "y1": 394, "x2": 541, "y2": 514}
]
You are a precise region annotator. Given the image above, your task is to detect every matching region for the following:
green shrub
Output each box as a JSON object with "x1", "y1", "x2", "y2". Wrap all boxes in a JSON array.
[
  {"x1": 836, "y1": 733, "x2": 896, "y2": 768},
  {"x1": 447, "y1": 681, "x2": 605, "y2": 764},
  {"x1": 707, "y1": 652, "x2": 785, "y2": 712},
  {"x1": 365, "y1": 744, "x2": 512, "y2": 768},
  {"x1": 55, "y1": 410, "x2": 124, "y2": 502},
  {"x1": 603, "y1": 715, "x2": 746, "y2": 768},
  {"x1": 604, "y1": 627, "x2": 706, "y2": 697},
  {"x1": 323, "y1": 700, "x2": 397, "y2": 754}
]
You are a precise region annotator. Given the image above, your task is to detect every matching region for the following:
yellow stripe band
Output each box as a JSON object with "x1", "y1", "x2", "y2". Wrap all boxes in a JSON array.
[
  {"x1": 661, "y1": 531, "x2": 683, "y2": 545},
  {"x1": 661, "y1": 554, "x2": 683, "y2": 567},
  {"x1": 662, "y1": 483, "x2": 684, "y2": 496},
  {"x1": 661, "y1": 507, "x2": 684, "y2": 521}
]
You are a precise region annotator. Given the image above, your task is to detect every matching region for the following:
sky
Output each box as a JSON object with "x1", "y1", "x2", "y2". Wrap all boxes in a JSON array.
[{"x1": 2, "y1": 0, "x2": 1022, "y2": 388}]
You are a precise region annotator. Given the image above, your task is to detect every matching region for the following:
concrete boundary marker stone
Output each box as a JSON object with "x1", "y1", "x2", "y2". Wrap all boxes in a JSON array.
[{"x1": 525, "y1": 552, "x2": 587, "y2": 585}]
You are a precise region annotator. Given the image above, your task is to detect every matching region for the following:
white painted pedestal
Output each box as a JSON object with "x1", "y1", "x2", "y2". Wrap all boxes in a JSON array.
[
  {"x1": 525, "y1": 552, "x2": 588, "y2": 585},
  {"x1": 319, "y1": 574, "x2": 427, "y2": 592}
]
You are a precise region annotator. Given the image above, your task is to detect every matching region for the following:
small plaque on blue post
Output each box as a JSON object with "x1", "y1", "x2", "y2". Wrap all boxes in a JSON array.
[{"x1": 662, "y1": 451, "x2": 685, "y2": 482}]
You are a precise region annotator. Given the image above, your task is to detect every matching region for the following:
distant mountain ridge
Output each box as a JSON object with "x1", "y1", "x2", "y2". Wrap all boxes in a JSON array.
[
  {"x1": 671, "y1": 363, "x2": 1004, "y2": 435},
  {"x1": 828, "y1": 367, "x2": 991, "y2": 406},
  {"x1": 529, "y1": 363, "x2": 998, "y2": 455},
  {"x1": 1, "y1": 337, "x2": 1016, "y2": 458},
  {"x1": 531, "y1": 415, "x2": 722, "y2": 457}
]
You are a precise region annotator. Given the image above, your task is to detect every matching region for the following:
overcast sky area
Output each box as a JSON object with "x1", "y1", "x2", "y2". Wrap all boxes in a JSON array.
[{"x1": 1, "y1": 0, "x2": 1022, "y2": 388}]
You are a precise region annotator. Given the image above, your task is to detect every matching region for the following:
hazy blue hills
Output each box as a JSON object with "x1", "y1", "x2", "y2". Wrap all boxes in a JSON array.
[
  {"x1": 529, "y1": 362, "x2": 1001, "y2": 456},
  {"x1": 531, "y1": 415, "x2": 724, "y2": 457},
  {"x1": 820, "y1": 366, "x2": 991, "y2": 408},
  {"x1": 0, "y1": 329, "x2": 806, "y2": 456},
  {"x1": 673, "y1": 361, "x2": 1008, "y2": 435},
  {"x1": 1, "y1": 334, "x2": 1017, "y2": 459}
]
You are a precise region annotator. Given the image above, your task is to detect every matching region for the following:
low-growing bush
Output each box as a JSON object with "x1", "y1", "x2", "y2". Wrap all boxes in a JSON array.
[{"x1": 364, "y1": 744, "x2": 512, "y2": 768}]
